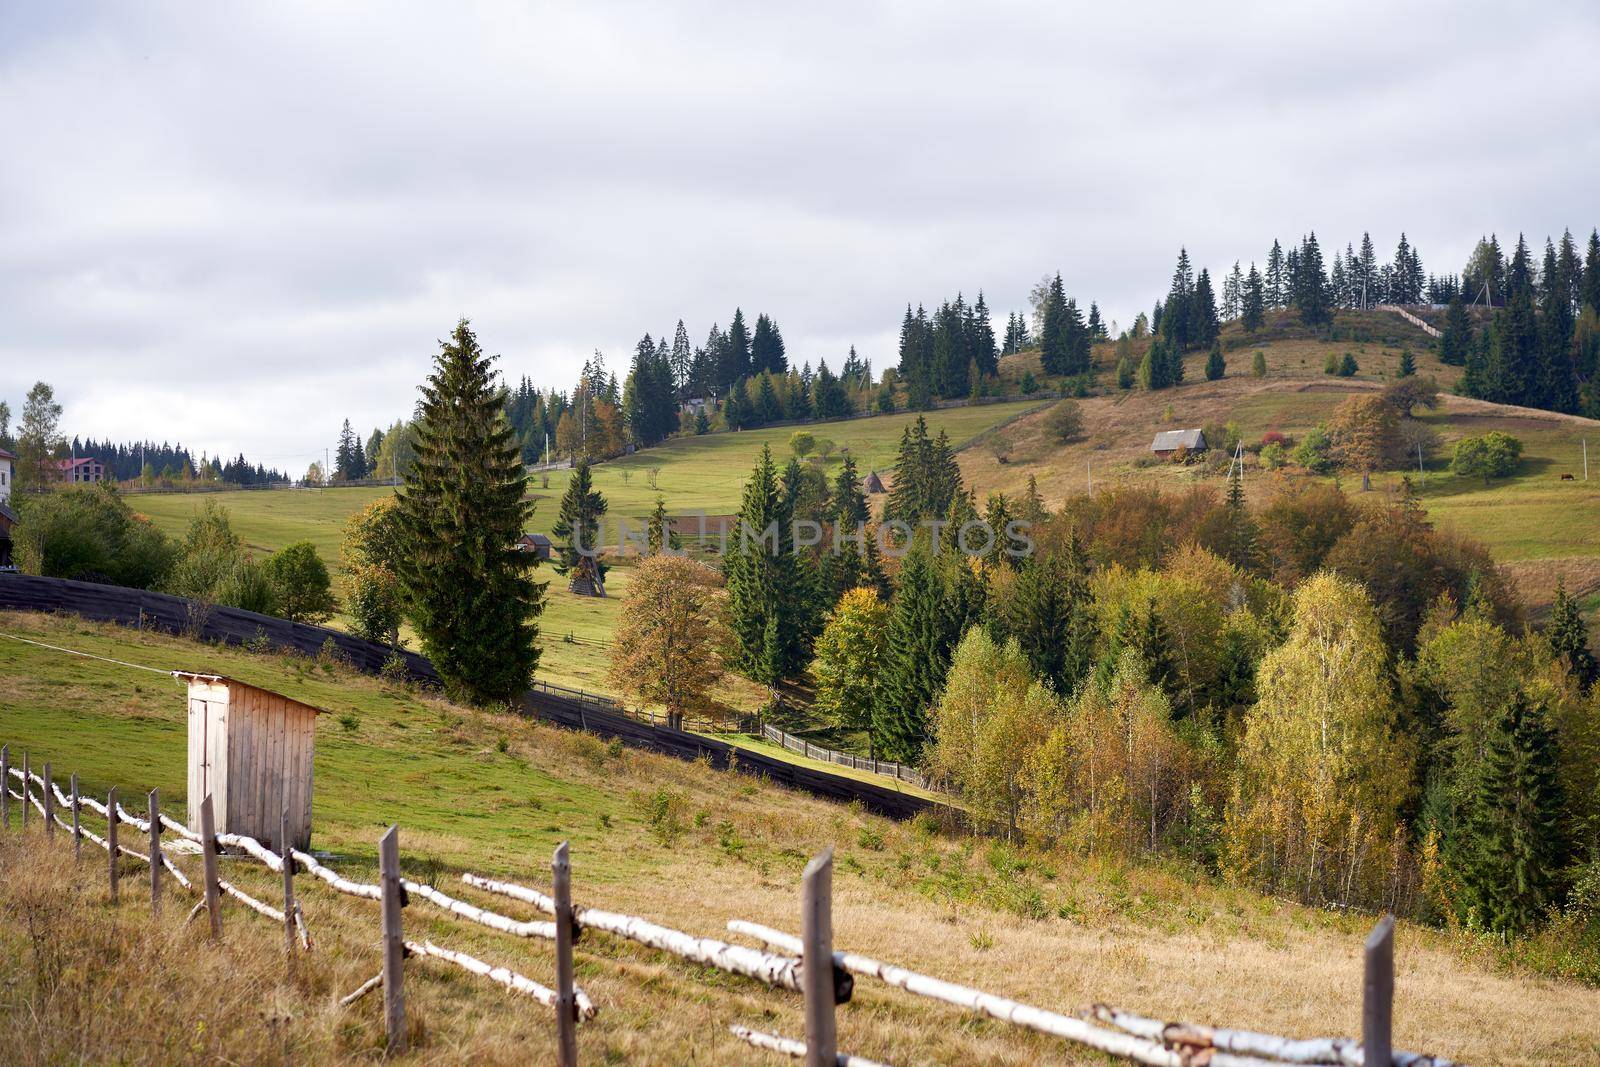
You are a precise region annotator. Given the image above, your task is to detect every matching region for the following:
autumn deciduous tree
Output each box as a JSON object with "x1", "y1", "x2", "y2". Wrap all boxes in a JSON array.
[
  {"x1": 928, "y1": 627, "x2": 1056, "y2": 834},
  {"x1": 1326, "y1": 394, "x2": 1400, "y2": 478},
  {"x1": 810, "y1": 587, "x2": 891, "y2": 752},
  {"x1": 608, "y1": 555, "x2": 730, "y2": 729},
  {"x1": 1224, "y1": 572, "x2": 1415, "y2": 907},
  {"x1": 342, "y1": 497, "x2": 406, "y2": 644},
  {"x1": 261, "y1": 541, "x2": 337, "y2": 623}
]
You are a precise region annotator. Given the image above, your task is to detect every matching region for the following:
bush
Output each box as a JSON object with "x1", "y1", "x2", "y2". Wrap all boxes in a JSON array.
[
  {"x1": 1324, "y1": 352, "x2": 1340, "y2": 375},
  {"x1": 1205, "y1": 342, "x2": 1225, "y2": 381},
  {"x1": 1019, "y1": 371, "x2": 1039, "y2": 395},
  {"x1": 1252, "y1": 350, "x2": 1268, "y2": 377},
  {"x1": 1045, "y1": 399, "x2": 1085, "y2": 443},
  {"x1": 262, "y1": 541, "x2": 338, "y2": 623},
  {"x1": 1294, "y1": 426, "x2": 1335, "y2": 473},
  {"x1": 1260, "y1": 441, "x2": 1287, "y2": 469},
  {"x1": 13, "y1": 484, "x2": 176, "y2": 588},
  {"x1": 788, "y1": 430, "x2": 816, "y2": 457},
  {"x1": 1451, "y1": 431, "x2": 1523, "y2": 484},
  {"x1": 1338, "y1": 352, "x2": 1359, "y2": 377}
]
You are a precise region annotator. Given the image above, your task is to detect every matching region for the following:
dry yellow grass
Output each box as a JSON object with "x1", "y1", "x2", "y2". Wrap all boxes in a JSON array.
[{"x1": 3, "y1": 612, "x2": 1600, "y2": 1063}]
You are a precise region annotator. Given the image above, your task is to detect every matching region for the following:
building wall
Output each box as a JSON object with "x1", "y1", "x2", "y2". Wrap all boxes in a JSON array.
[{"x1": 0, "y1": 456, "x2": 11, "y2": 504}]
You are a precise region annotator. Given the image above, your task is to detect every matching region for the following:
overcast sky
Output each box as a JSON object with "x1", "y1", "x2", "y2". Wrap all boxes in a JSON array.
[{"x1": 3, "y1": 1, "x2": 1598, "y2": 469}]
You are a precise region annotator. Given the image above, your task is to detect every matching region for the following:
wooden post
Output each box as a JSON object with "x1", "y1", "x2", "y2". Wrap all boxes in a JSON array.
[
  {"x1": 378, "y1": 825, "x2": 407, "y2": 1055},
  {"x1": 1363, "y1": 913, "x2": 1394, "y2": 1067},
  {"x1": 148, "y1": 788, "x2": 161, "y2": 914},
  {"x1": 199, "y1": 793, "x2": 222, "y2": 938},
  {"x1": 43, "y1": 762, "x2": 54, "y2": 837},
  {"x1": 801, "y1": 849, "x2": 836, "y2": 1067},
  {"x1": 21, "y1": 751, "x2": 28, "y2": 829},
  {"x1": 552, "y1": 841, "x2": 579, "y2": 1067},
  {"x1": 1, "y1": 744, "x2": 8, "y2": 829},
  {"x1": 107, "y1": 786, "x2": 119, "y2": 901},
  {"x1": 70, "y1": 773, "x2": 81, "y2": 860},
  {"x1": 281, "y1": 809, "x2": 297, "y2": 973}
]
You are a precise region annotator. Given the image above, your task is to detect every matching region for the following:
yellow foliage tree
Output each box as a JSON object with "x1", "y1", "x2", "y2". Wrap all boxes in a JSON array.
[
  {"x1": 810, "y1": 587, "x2": 891, "y2": 751},
  {"x1": 608, "y1": 555, "x2": 730, "y2": 729},
  {"x1": 1224, "y1": 572, "x2": 1415, "y2": 907}
]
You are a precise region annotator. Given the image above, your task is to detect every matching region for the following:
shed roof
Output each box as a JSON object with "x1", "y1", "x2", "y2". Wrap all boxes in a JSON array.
[
  {"x1": 175, "y1": 672, "x2": 329, "y2": 715},
  {"x1": 1151, "y1": 428, "x2": 1206, "y2": 452},
  {"x1": 524, "y1": 533, "x2": 553, "y2": 546}
]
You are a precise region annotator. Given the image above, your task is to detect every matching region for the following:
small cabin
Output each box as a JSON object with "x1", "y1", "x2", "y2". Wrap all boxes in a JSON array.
[
  {"x1": 1151, "y1": 428, "x2": 1206, "y2": 458},
  {"x1": 179, "y1": 673, "x2": 325, "y2": 851},
  {"x1": 515, "y1": 533, "x2": 553, "y2": 560}
]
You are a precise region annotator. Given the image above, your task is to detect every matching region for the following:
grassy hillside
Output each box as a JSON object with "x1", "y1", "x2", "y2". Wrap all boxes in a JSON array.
[
  {"x1": 966, "y1": 313, "x2": 1600, "y2": 623},
  {"x1": 2, "y1": 611, "x2": 1596, "y2": 1064}
]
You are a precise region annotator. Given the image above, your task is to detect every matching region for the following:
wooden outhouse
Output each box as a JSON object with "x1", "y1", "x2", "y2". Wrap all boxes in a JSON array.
[{"x1": 179, "y1": 673, "x2": 325, "y2": 851}]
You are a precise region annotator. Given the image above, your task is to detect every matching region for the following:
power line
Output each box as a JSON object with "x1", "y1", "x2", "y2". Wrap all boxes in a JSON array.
[{"x1": 0, "y1": 631, "x2": 181, "y2": 678}]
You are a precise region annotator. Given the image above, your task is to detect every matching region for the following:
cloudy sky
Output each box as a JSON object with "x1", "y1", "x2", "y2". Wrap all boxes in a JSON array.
[{"x1": 3, "y1": 1, "x2": 1597, "y2": 469}]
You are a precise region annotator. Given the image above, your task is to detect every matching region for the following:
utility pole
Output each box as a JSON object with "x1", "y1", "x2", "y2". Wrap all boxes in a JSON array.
[{"x1": 1585, "y1": 438, "x2": 1590, "y2": 481}]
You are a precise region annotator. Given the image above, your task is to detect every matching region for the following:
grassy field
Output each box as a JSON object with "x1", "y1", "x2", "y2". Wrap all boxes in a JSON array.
[
  {"x1": 530, "y1": 399, "x2": 1045, "y2": 525},
  {"x1": 3, "y1": 611, "x2": 1596, "y2": 1064}
]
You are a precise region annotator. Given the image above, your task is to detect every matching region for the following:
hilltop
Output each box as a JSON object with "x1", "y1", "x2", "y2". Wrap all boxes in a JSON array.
[{"x1": 2, "y1": 610, "x2": 1596, "y2": 1064}]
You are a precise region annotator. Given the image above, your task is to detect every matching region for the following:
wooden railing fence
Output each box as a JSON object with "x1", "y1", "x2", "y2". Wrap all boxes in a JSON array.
[
  {"x1": 760, "y1": 724, "x2": 929, "y2": 789},
  {"x1": 1, "y1": 740, "x2": 1462, "y2": 1067}
]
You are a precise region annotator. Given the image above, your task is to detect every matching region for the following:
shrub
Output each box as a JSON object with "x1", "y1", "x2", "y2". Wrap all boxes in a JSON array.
[
  {"x1": 788, "y1": 430, "x2": 816, "y2": 457},
  {"x1": 1045, "y1": 399, "x2": 1085, "y2": 444},
  {"x1": 1019, "y1": 371, "x2": 1039, "y2": 395},
  {"x1": 1260, "y1": 441, "x2": 1287, "y2": 469},
  {"x1": 1252, "y1": 350, "x2": 1267, "y2": 377},
  {"x1": 262, "y1": 541, "x2": 337, "y2": 623},
  {"x1": 1260, "y1": 430, "x2": 1288, "y2": 448},
  {"x1": 1116, "y1": 357, "x2": 1134, "y2": 390},
  {"x1": 1338, "y1": 352, "x2": 1359, "y2": 377},
  {"x1": 1451, "y1": 431, "x2": 1523, "y2": 484},
  {"x1": 14, "y1": 484, "x2": 177, "y2": 588},
  {"x1": 1293, "y1": 426, "x2": 1335, "y2": 473},
  {"x1": 1324, "y1": 352, "x2": 1340, "y2": 375},
  {"x1": 1205, "y1": 342, "x2": 1225, "y2": 381}
]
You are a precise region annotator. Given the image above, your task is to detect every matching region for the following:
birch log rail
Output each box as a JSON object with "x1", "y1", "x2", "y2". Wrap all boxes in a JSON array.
[
  {"x1": 730, "y1": 1025, "x2": 892, "y2": 1067},
  {"x1": 461, "y1": 871, "x2": 851, "y2": 1001},
  {"x1": 404, "y1": 939, "x2": 597, "y2": 1018}
]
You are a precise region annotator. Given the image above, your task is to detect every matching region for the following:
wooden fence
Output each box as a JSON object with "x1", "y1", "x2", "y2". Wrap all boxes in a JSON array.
[
  {"x1": 0, "y1": 741, "x2": 1461, "y2": 1066},
  {"x1": 761, "y1": 724, "x2": 928, "y2": 790},
  {"x1": 1375, "y1": 304, "x2": 1443, "y2": 340},
  {"x1": 0, "y1": 573, "x2": 438, "y2": 683}
]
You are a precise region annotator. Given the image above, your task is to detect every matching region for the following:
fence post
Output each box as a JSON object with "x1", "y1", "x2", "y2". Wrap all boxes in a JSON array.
[
  {"x1": 552, "y1": 841, "x2": 579, "y2": 1067},
  {"x1": 199, "y1": 793, "x2": 222, "y2": 937},
  {"x1": 378, "y1": 825, "x2": 407, "y2": 1055},
  {"x1": 70, "y1": 773, "x2": 81, "y2": 860},
  {"x1": 1363, "y1": 913, "x2": 1394, "y2": 1067},
  {"x1": 21, "y1": 751, "x2": 28, "y2": 829},
  {"x1": 43, "y1": 762, "x2": 54, "y2": 837},
  {"x1": 107, "y1": 786, "x2": 119, "y2": 901},
  {"x1": 148, "y1": 788, "x2": 162, "y2": 914},
  {"x1": 1, "y1": 744, "x2": 8, "y2": 829},
  {"x1": 281, "y1": 809, "x2": 297, "y2": 973},
  {"x1": 801, "y1": 849, "x2": 836, "y2": 1067}
]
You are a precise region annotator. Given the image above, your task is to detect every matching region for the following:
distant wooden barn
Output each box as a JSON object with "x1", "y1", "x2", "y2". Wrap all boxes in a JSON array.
[
  {"x1": 864, "y1": 470, "x2": 886, "y2": 494},
  {"x1": 568, "y1": 555, "x2": 607, "y2": 598},
  {"x1": 1151, "y1": 428, "x2": 1206, "y2": 458},
  {"x1": 515, "y1": 533, "x2": 553, "y2": 560},
  {"x1": 180, "y1": 673, "x2": 325, "y2": 851}
]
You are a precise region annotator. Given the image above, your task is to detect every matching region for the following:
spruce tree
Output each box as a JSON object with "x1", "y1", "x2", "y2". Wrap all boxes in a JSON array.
[
  {"x1": 724, "y1": 446, "x2": 803, "y2": 684},
  {"x1": 994, "y1": 535, "x2": 1092, "y2": 693},
  {"x1": 551, "y1": 458, "x2": 609, "y2": 578},
  {"x1": 1252, "y1": 349, "x2": 1268, "y2": 377},
  {"x1": 1242, "y1": 263, "x2": 1266, "y2": 332},
  {"x1": 1039, "y1": 273, "x2": 1069, "y2": 375},
  {"x1": 1139, "y1": 340, "x2": 1169, "y2": 390},
  {"x1": 1205, "y1": 340, "x2": 1226, "y2": 381},
  {"x1": 394, "y1": 319, "x2": 544, "y2": 705},
  {"x1": 1116, "y1": 356, "x2": 1134, "y2": 390},
  {"x1": 725, "y1": 308, "x2": 752, "y2": 387},
  {"x1": 877, "y1": 543, "x2": 947, "y2": 762},
  {"x1": 1548, "y1": 578, "x2": 1597, "y2": 687},
  {"x1": 1397, "y1": 348, "x2": 1416, "y2": 378},
  {"x1": 1461, "y1": 696, "x2": 1569, "y2": 934}
]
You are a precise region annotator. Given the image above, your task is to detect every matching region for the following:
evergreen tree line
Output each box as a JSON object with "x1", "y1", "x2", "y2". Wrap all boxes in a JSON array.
[
  {"x1": 68, "y1": 437, "x2": 288, "y2": 485},
  {"x1": 896, "y1": 292, "x2": 1000, "y2": 406}
]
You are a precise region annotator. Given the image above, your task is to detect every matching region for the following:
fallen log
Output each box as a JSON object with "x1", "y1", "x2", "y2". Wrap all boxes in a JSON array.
[
  {"x1": 729, "y1": 1025, "x2": 890, "y2": 1067},
  {"x1": 404, "y1": 939, "x2": 596, "y2": 1018}
]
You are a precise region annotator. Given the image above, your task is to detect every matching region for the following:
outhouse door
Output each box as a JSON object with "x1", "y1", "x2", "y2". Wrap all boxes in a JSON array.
[{"x1": 185, "y1": 679, "x2": 229, "y2": 832}]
